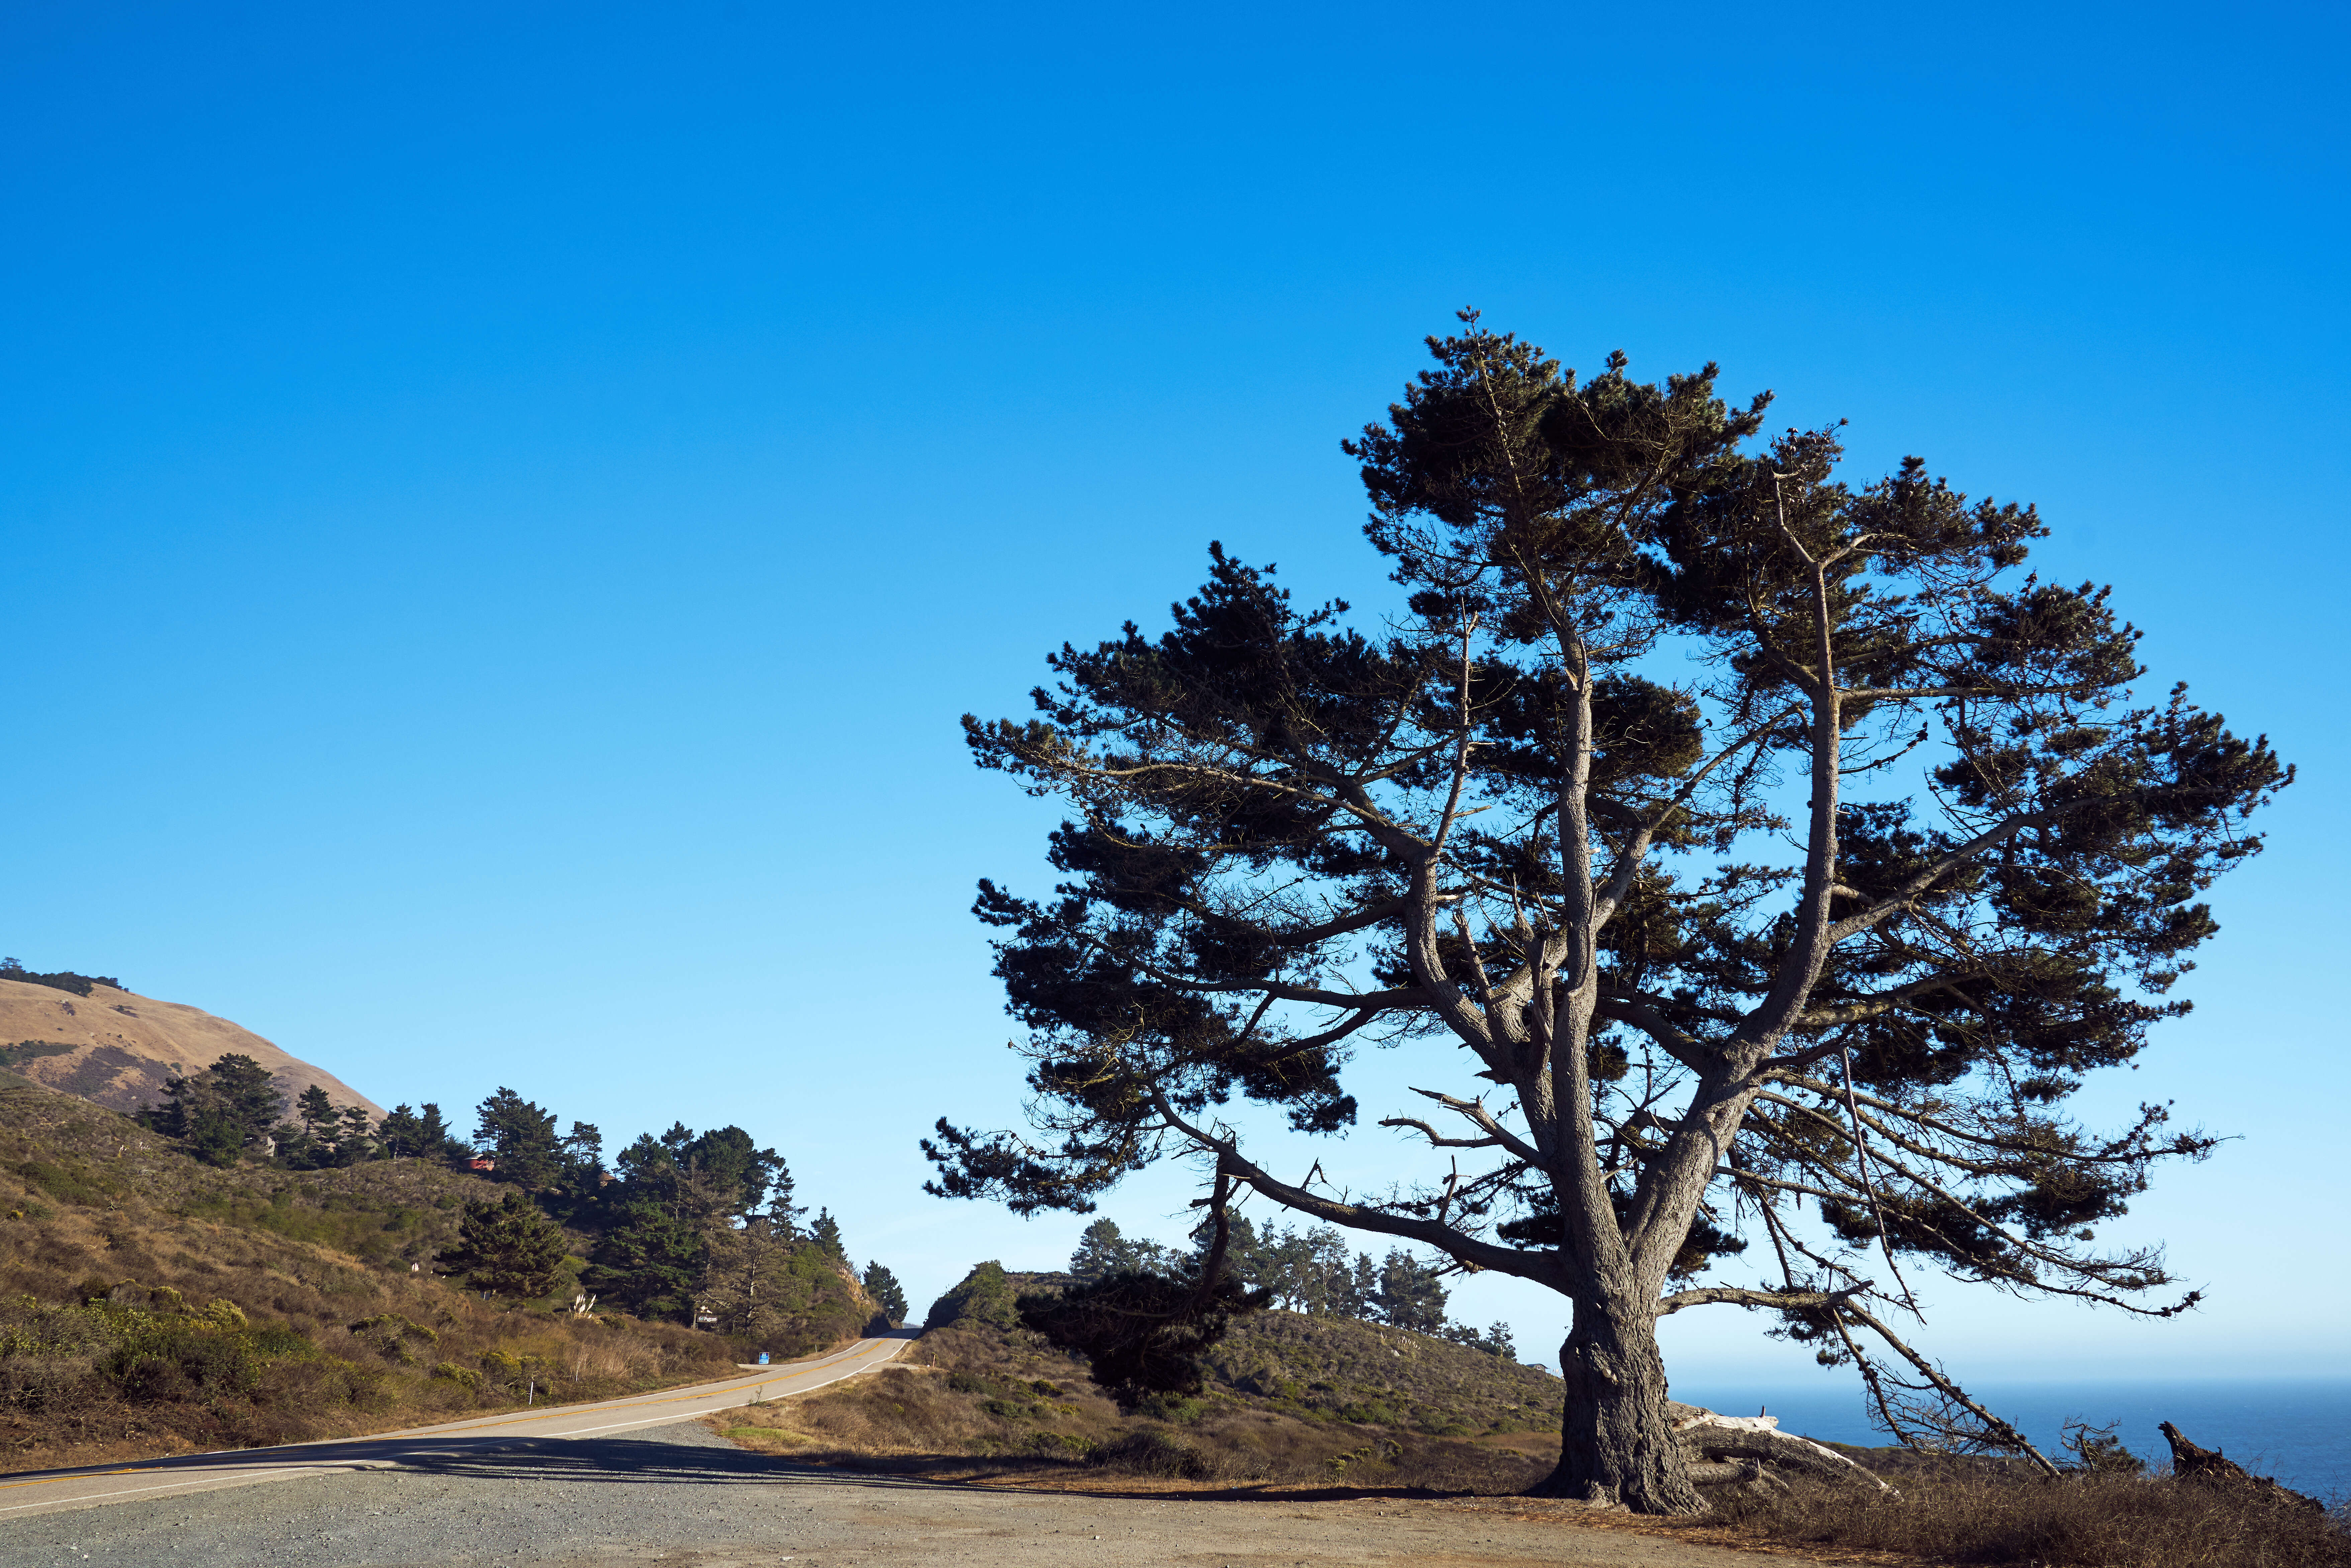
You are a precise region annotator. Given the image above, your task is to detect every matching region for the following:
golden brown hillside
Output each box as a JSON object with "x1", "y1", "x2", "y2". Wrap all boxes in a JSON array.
[{"x1": 0, "y1": 976, "x2": 380, "y2": 1118}]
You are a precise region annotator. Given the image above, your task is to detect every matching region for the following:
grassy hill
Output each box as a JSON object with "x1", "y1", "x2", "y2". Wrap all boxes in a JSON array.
[
  {"x1": 1207, "y1": 1310, "x2": 1563, "y2": 1437},
  {"x1": 0, "y1": 1081, "x2": 868, "y2": 1472},
  {"x1": 714, "y1": 1261, "x2": 1562, "y2": 1491}
]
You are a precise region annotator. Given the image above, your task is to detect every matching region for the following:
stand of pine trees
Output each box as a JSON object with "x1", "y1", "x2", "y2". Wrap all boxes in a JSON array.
[{"x1": 140, "y1": 1057, "x2": 905, "y2": 1346}]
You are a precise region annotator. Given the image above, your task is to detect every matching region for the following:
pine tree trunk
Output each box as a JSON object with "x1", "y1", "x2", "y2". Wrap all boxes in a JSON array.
[{"x1": 1533, "y1": 1298, "x2": 1706, "y2": 1514}]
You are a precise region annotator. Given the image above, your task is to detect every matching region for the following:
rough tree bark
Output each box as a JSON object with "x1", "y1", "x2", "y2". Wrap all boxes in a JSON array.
[{"x1": 1551, "y1": 1299, "x2": 1703, "y2": 1509}]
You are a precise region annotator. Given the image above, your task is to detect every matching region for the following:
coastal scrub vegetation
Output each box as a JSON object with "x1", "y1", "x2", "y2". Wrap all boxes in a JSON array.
[
  {"x1": 723, "y1": 1266, "x2": 1565, "y2": 1491},
  {"x1": 0, "y1": 1084, "x2": 731, "y2": 1468},
  {"x1": 130, "y1": 1052, "x2": 893, "y2": 1352},
  {"x1": 926, "y1": 316, "x2": 2290, "y2": 1511},
  {"x1": 1003, "y1": 1211, "x2": 1518, "y2": 1410},
  {"x1": 1707, "y1": 1455, "x2": 2350, "y2": 1568}
]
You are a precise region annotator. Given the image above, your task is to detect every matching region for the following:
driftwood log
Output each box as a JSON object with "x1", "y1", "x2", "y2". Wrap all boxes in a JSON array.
[
  {"x1": 1667, "y1": 1401, "x2": 1888, "y2": 1494},
  {"x1": 2160, "y1": 1421, "x2": 2322, "y2": 1513}
]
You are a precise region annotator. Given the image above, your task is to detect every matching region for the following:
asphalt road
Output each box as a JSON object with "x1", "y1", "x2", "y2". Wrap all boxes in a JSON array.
[
  {"x1": 0, "y1": 1418, "x2": 1787, "y2": 1568},
  {"x1": 0, "y1": 1329, "x2": 914, "y2": 1523},
  {"x1": 0, "y1": 1334, "x2": 1795, "y2": 1566}
]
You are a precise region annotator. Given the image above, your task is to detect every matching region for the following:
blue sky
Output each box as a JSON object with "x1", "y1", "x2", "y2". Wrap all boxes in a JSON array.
[{"x1": 4, "y1": 1, "x2": 2345, "y2": 1394}]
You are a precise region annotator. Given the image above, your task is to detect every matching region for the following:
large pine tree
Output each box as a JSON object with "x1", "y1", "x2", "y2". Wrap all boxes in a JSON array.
[
  {"x1": 473, "y1": 1087, "x2": 565, "y2": 1191},
  {"x1": 439, "y1": 1191, "x2": 568, "y2": 1301},
  {"x1": 925, "y1": 318, "x2": 2289, "y2": 1512},
  {"x1": 585, "y1": 1121, "x2": 792, "y2": 1321}
]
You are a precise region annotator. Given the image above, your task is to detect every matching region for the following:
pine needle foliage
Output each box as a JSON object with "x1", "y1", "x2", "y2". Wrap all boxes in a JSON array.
[{"x1": 437, "y1": 1191, "x2": 568, "y2": 1300}]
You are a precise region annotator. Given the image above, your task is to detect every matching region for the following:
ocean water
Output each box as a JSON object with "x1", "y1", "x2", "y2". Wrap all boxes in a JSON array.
[{"x1": 1671, "y1": 1377, "x2": 2351, "y2": 1500}]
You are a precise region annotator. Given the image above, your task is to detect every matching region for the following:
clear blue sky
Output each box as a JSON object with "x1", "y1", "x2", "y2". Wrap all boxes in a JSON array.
[{"x1": 5, "y1": 2, "x2": 2344, "y2": 1392}]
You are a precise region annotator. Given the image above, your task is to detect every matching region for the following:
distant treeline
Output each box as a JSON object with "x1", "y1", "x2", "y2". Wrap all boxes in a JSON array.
[
  {"x1": 1068, "y1": 1216, "x2": 1517, "y2": 1359},
  {"x1": 0, "y1": 957, "x2": 125, "y2": 997}
]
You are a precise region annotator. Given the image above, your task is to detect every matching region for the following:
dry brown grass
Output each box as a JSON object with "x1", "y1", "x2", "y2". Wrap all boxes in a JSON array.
[
  {"x1": 1693, "y1": 1459, "x2": 2351, "y2": 1568},
  {"x1": 1206, "y1": 1309, "x2": 1563, "y2": 1436}
]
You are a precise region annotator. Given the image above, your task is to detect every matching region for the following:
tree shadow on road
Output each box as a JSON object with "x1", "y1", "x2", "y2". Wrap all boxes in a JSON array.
[
  {"x1": 401, "y1": 1435, "x2": 988, "y2": 1492},
  {"x1": 8, "y1": 1422, "x2": 1524, "y2": 1512},
  {"x1": 406, "y1": 1436, "x2": 1494, "y2": 1509}
]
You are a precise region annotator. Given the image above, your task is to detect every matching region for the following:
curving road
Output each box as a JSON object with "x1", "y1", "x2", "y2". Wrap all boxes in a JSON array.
[
  {"x1": 0, "y1": 1328, "x2": 914, "y2": 1522},
  {"x1": 2, "y1": 1333, "x2": 1803, "y2": 1566}
]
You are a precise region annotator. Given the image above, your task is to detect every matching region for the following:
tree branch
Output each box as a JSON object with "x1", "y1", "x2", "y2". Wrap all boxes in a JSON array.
[
  {"x1": 1825, "y1": 808, "x2": 2062, "y2": 944},
  {"x1": 1657, "y1": 1282, "x2": 1870, "y2": 1317},
  {"x1": 1834, "y1": 1300, "x2": 2061, "y2": 1478},
  {"x1": 1147, "y1": 1084, "x2": 1555, "y2": 1284},
  {"x1": 1402, "y1": 1086, "x2": 1547, "y2": 1166}
]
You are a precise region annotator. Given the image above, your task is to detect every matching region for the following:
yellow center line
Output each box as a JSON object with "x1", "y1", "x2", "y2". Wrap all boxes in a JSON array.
[{"x1": 0, "y1": 1468, "x2": 149, "y2": 1492}]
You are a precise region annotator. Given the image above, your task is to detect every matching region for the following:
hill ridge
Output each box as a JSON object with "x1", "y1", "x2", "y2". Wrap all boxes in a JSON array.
[{"x1": 0, "y1": 977, "x2": 381, "y2": 1119}]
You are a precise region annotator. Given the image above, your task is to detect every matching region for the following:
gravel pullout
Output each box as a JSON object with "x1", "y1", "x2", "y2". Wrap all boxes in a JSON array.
[{"x1": 0, "y1": 1420, "x2": 1804, "y2": 1567}]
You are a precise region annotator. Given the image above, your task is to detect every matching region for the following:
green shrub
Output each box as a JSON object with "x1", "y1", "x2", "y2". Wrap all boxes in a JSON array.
[
  {"x1": 1090, "y1": 1430, "x2": 1215, "y2": 1479},
  {"x1": 178, "y1": 1191, "x2": 435, "y2": 1260},
  {"x1": 0, "y1": 1040, "x2": 80, "y2": 1068},
  {"x1": 12, "y1": 1158, "x2": 121, "y2": 1206},
  {"x1": 1136, "y1": 1391, "x2": 1208, "y2": 1424},
  {"x1": 257, "y1": 1354, "x2": 384, "y2": 1410},
  {"x1": 723, "y1": 1424, "x2": 813, "y2": 1446},
  {"x1": 924, "y1": 1261, "x2": 1020, "y2": 1330},
  {"x1": 77, "y1": 1299, "x2": 315, "y2": 1401},
  {"x1": 347, "y1": 1313, "x2": 438, "y2": 1363},
  {"x1": 347, "y1": 1313, "x2": 437, "y2": 1345},
  {"x1": 1326, "y1": 1437, "x2": 1404, "y2": 1475}
]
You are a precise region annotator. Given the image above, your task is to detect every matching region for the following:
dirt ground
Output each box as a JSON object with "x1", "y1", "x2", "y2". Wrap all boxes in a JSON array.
[
  {"x1": 777, "y1": 1485, "x2": 1937, "y2": 1568},
  {"x1": 692, "y1": 1421, "x2": 1937, "y2": 1568}
]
